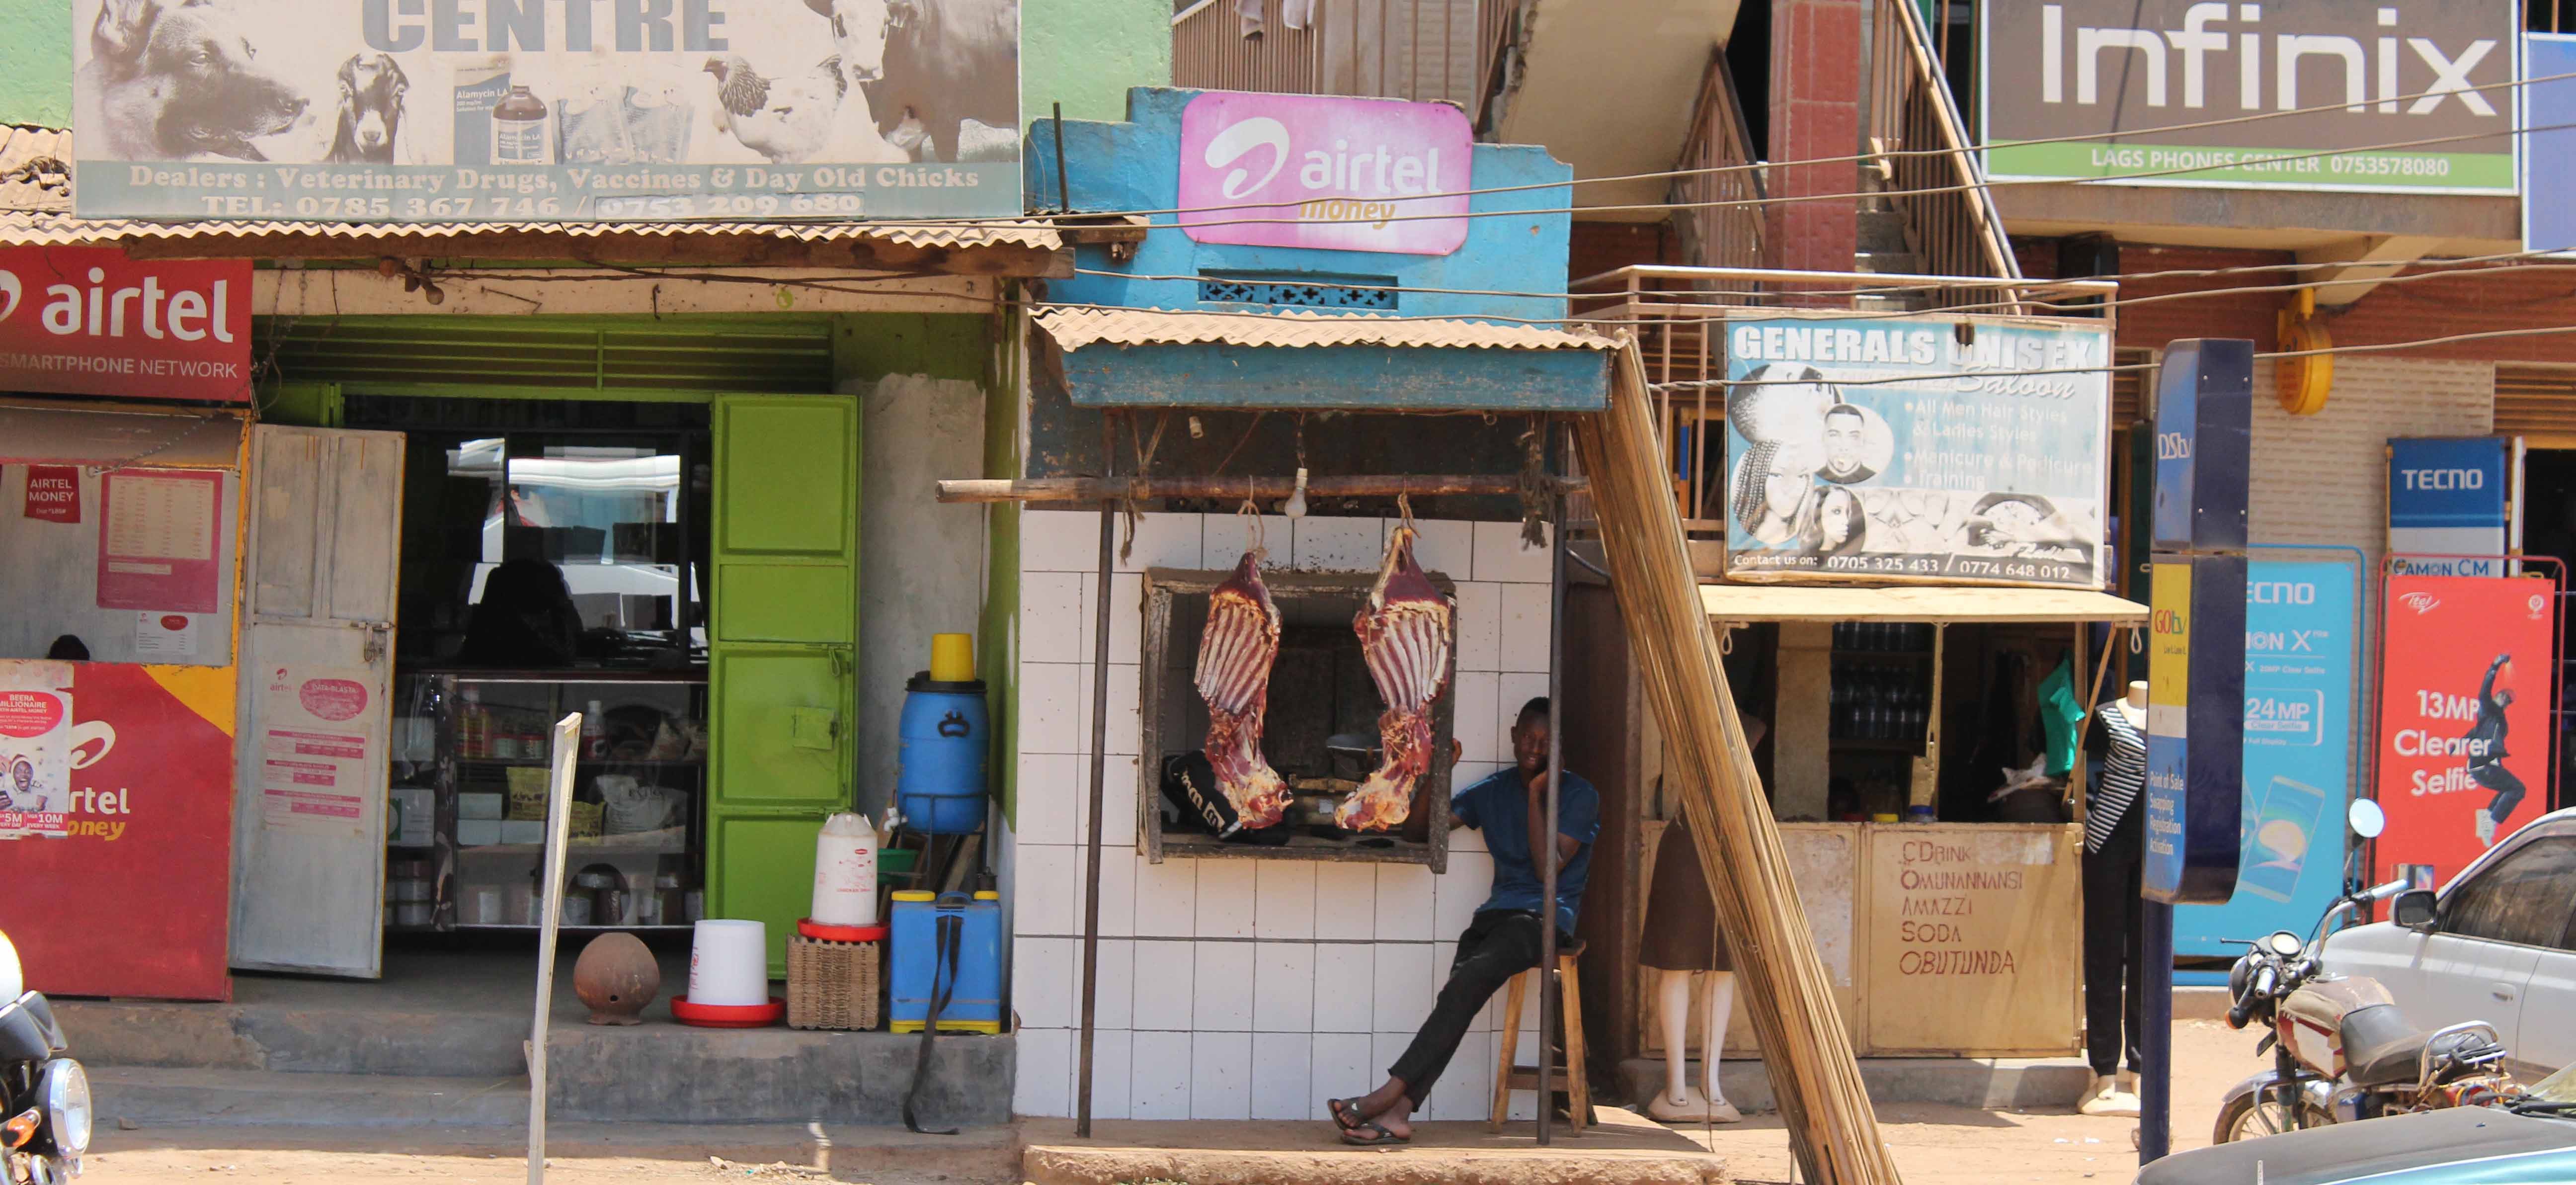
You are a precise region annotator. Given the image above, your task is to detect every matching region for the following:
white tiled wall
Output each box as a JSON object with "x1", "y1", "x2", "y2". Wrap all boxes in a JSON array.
[{"x1": 1008, "y1": 509, "x2": 1556, "y2": 1122}]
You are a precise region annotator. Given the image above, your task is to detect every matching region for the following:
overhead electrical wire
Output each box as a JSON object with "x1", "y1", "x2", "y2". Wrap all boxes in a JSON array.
[{"x1": 964, "y1": 67, "x2": 2576, "y2": 225}]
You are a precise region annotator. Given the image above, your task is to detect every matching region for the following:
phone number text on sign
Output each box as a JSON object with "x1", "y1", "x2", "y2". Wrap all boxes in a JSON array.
[{"x1": 101, "y1": 163, "x2": 992, "y2": 221}]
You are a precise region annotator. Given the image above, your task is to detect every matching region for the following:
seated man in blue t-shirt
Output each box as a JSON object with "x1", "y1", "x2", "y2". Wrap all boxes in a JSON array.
[{"x1": 1325, "y1": 696, "x2": 1600, "y2": 1145}]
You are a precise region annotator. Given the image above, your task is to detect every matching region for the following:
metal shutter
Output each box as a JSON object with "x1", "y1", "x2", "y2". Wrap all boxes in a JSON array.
[{"x1": 2496, "y1": 366, "x2": 2576, "y2": 447}]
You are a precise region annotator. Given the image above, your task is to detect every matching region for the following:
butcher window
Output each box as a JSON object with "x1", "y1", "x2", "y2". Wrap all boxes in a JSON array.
[{"x1": 1138, "y1": 565, "x2": 1457, "y2": 870}]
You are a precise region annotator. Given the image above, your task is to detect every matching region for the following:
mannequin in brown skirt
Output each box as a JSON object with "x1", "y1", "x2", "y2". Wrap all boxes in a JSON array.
[{"x1": 1639, "y1": 716, "x2": 1759, "y2": 1124}]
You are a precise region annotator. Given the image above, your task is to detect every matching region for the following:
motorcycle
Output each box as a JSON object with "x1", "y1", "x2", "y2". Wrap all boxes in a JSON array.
[
  {"x1": 0, "y1": 931, "x2": 88, "y2": 1183},
  {"x1": 2215, "y1": 801, "x2": 2517, "y2": 1143}
]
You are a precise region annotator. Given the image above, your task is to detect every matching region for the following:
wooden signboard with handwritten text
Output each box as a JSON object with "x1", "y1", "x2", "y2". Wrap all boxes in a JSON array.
[{"x1": 1864, "y1": 824, "x2": 2081, "y2": 1056}]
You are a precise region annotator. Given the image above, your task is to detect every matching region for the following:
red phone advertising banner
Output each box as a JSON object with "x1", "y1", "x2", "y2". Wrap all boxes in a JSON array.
[
  {"x1": 0, "y1": 245, "x2": 252, "y2": 402},
  {"x1": 2374, "y1": 573, "x2": 2558, "y2": 889},
  {"x1": 2, "y1": 659, "x2": 234, "y2": 1001}
]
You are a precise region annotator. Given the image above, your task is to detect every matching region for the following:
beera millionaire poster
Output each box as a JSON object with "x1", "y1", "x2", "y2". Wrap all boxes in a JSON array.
[
  {"x1": 70, "y1": 0, "x2": 1019, "y2": 221},
  {"x1": 1720, "y1": 315, "x2": 2112, "y2": 590}
]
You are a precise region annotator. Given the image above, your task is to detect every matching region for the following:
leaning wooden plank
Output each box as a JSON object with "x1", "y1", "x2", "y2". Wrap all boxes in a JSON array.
[{"x1": 1575, "y1": 342, "x2": 1903, "y2": 1185}]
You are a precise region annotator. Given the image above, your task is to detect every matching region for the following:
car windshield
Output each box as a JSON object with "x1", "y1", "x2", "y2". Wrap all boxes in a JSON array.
[{"x1": 2525, "y1": 1062, "x2": 2576, "y2": 1107}]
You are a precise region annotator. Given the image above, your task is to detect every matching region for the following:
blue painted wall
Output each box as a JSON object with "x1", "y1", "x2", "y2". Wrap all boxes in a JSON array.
[{"x1": 1027, "y1": 87, "x2": 1573, "y2": 325}]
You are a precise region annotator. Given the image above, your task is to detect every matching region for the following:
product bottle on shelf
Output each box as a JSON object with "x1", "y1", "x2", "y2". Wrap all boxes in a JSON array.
[
  {"x1": 584, "y1": 701, "x2": 609, "y2": 760},
  {"x1": 459, "y1": 686, "x2": 486, "y2": 759}
]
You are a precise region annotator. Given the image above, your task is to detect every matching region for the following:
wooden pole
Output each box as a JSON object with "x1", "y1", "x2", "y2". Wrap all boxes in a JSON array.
[
  {"x1": 1535, "y1": 442, "x2": 1569, "y2": 1145},
  {"x1": 1575, "y1": 344, "x2": 1902, "y2": 1185},
  {"x1": 1076, "y1": 503, "x2": 1115, "y2": 1138},
  {"x1": 936, "y1": 475, "x2": 1585, "y2": 504}
]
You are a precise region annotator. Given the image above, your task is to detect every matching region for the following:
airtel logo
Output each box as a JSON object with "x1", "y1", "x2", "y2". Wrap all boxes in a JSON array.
[
  {"x1": 2156, "y1": 432, "x2": 2192, "y2": 460},
  {"x1": 0, "y1": 265, "x2": 235, "y2": 342},
  {"x1": 2400, "y1": 592, "x2": 2441, "y2": 615},
  {"x1": 1201, "y1": 117, "x2": 1291, "y2": 201}
]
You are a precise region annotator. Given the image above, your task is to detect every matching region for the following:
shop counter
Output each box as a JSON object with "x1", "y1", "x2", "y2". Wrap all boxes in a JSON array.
[{"x1": 1639, "y1": 819, "x2": 2083, "y2": 1059}]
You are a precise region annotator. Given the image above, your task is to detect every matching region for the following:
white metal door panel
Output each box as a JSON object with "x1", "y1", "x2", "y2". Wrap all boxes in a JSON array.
[
  {"x1": 231, "y1": 423, "x2": 403, "y2": 978},
  {"x1": 2410, "y1": 932, "x2": 2537, "y2": 1063}
]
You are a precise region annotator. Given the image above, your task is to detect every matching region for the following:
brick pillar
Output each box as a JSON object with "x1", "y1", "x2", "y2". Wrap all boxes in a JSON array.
[{"x1": 1766, "y1": 0, "x2": 1863, "y2": 275}]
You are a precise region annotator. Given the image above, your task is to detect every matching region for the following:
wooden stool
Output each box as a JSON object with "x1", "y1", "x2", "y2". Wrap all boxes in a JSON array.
[{"x1": 1490, "y1": 944, "x2": 1590, "y2": 1133}]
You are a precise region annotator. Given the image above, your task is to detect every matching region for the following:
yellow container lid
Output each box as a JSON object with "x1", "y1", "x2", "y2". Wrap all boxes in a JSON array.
[
  {"x1": 973, "y1": 890, "x2": 1000, "y2": 901},
  {"x1": 891, "y1": 890, "x2": 937, "y2": 902},
  {"x1": 930, "y1": 633, "x2": 976, "y2": 683}
]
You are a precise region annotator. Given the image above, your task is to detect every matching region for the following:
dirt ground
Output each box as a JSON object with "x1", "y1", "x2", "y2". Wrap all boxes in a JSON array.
[
  {"x1": 77, "y1": 1020, "x2": 2267, "y2": 1185},
  {"x1": 1671, "y1": 1020, "x2": 2271, "y2": 1185}
]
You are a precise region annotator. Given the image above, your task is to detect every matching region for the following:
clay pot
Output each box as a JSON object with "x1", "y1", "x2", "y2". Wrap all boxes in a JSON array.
[{"x1": 572, "y1": 932, "x2": 660, "y2": 1025}]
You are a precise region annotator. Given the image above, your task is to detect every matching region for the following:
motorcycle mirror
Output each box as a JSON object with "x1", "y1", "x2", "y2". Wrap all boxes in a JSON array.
[{"x1": 2347, "y1": 799, "x2": 2386, "y2": 839}]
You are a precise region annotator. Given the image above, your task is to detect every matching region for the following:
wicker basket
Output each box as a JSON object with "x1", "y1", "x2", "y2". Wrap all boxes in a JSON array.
[{"x1": 787, "y1": 934, "x2": 882, "y2": 1030}]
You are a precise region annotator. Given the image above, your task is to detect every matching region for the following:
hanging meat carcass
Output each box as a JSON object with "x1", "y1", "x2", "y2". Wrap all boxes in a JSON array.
[
  {"x1": 1338, "y1": 525, "x2": 1455, "y2": 831},
  {"x1": 1194, "y1": 550, "x2": 1293, "y2": 833}
]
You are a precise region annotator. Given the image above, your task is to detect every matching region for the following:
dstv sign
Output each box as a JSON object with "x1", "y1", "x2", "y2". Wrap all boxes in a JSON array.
[
  {"x1": 2150, "y1": 339, "x2": 2253, "y2": 552},
  {"x1": 1981, "y1": 0, "x2": 2517, "y2": 193}
]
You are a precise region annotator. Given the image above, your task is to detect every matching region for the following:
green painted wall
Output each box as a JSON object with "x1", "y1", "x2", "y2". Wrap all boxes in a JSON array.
[
  {"x1": 0, "y1": 0, "x2": 70, "y2": 127},
  {"x1": 1022, "y1": 0, "x2": 1171, "y2": 129},
  {"x1": 6, "y1": 0, "x2": 1166, "y2": 134}
]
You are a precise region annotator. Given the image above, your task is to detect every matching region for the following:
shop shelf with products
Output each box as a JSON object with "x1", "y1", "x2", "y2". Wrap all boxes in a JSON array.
[{"x1": 388, "y1": 670, "x2": 708, "y2": 932}]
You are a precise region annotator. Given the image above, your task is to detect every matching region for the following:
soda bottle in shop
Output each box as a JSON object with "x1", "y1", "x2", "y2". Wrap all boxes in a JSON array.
[{"x1": 583, "y1": 701, "x2": 610, "y2": 761}]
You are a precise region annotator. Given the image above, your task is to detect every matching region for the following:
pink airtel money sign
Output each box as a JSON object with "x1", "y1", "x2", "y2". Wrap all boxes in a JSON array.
[{"x1": 1177, "y1": 92, "x2": 1473, "y2": 256}]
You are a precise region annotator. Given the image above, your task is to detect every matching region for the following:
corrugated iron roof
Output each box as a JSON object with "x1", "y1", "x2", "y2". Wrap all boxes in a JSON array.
[
  {"x1": 1033, "y1": 306, "x2": 1617, "y2": 352},
  {"x1": 0, "y1": 125, "x2": 1060, "y2": 252}
]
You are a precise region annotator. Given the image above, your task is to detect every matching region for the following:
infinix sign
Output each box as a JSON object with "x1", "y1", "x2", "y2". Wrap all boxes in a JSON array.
[{"x1": 1983, "y1": 0, "x2": 2517, "y2": 194}]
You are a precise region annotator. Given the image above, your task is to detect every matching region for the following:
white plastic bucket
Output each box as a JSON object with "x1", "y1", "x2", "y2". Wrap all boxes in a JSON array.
[{"x1": 687, "y1": 919, "x2": 768, "y2": 1006}]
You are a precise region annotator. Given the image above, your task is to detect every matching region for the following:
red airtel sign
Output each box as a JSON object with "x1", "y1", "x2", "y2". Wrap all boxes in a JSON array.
[{"x1": 0, "y1": 245, "x2": 252, "y2": 402}]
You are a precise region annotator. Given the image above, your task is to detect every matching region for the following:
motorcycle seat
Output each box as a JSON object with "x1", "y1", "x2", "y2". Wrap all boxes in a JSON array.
[{"x1": 2340, "y1": 1003, "x2": 2429, "y2": 1089}]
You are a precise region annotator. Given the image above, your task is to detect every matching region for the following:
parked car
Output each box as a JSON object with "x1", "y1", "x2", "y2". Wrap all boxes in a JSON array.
[
  {"x1": 2323, "y1": 807, "x2": 2576, "y2": 1081},
  {"x1": 2138, "y1": 1061, "x2": 2576, "y2": 1184}
]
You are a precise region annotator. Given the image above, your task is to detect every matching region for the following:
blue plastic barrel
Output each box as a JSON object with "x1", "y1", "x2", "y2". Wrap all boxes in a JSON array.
[
  {"x1": 888, "y1": 890, "x2": 1003, "y2": 1032},
  {"x1": 896, "y1": 673, "x2": 989, "y2": 835}
]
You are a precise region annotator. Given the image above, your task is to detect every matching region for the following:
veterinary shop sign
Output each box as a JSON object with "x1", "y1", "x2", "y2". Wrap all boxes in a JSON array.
[
  {"x1": 71, "y1": 0, "x2": 1020, "y2": 222},
  {"x1": 0, "y1": 246, "x2": 251, "y2": 402},
  {"x1": 1981, "y1": 0, "x2": 2518, "y2": 193},
  {"x1": 1719, "y1": 314, "x2": 2111, "y2": 589},
  {"x1": 1178, "y1": 92, "x2": 1473, "y2": 255}
]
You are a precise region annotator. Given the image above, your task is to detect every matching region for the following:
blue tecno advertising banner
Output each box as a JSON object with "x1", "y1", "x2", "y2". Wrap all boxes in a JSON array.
[
  {"x1": 2388, "y1": 436, "x2": 2517, "y2": 577},
  {"x1": 2174, "y1": 559, "x2": 2357, "y2": 957},
  {"x1": 1721, "y1": 315, "x2": 2112, "y2": 589}
]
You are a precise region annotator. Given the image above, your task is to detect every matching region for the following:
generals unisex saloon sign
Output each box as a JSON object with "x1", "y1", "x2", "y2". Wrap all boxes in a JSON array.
[{"x1": 1982, "y1": 0, "x2": 2517, "y2": 193}]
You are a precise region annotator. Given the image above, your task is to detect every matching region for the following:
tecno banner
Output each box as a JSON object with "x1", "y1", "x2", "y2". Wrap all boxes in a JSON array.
[
  {"x1": 70, "y1": 0, "x2": 1020, "y2": 222},
  {"x1": 1981, "y1": 0, "x2": 2518, "y2": 193},
  {"x1": 2373, "y1": 573, "x2": 2557, "y2": 890},
  {"x1": 0, "y1": 246, "x2": 252, "y2": 402}
]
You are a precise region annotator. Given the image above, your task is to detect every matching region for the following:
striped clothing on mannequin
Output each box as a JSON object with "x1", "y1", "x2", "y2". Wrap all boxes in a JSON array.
[{"x1": 2086, "y1": 702, "x2": 2147, "y2": 853}]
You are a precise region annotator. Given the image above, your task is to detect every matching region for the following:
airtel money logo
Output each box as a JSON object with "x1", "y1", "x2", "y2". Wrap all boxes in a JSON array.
[
  {"x1": 2400, "y1": 592, "x2": 2441, "y2": 615},
  {"x1": 1200, "y1": 117, "x2": 1291, "y2": 201}
]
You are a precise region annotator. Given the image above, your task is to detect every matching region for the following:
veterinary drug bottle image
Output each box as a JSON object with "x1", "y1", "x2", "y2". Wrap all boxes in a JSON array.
[
  {"x1": 491, "y1": 85, "x2": 554, "y2": 165},
  {"x1": 452, "y1": 58, "x2": 510, "y2": 166}
]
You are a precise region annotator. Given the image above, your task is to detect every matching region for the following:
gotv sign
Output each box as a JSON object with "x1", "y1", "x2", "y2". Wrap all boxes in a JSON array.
[{"x1": 0, "y1": 246, "x2": 251, "y2": 403}]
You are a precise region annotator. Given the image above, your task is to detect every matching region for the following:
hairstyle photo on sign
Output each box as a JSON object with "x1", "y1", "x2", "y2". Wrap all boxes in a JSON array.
[
  {"x1": 1720, "y1": 316, "x2": 2112, "y2": 588},
  {"x1": 1980, "y1": 0, "x2": 2517, "y2": 194},
  {"x1": 2373, "y1": 574, "x2": 2557, "y2": 888},
  {"x1": 69, "y1": 0, "x2": 1020, "y2": 221}
]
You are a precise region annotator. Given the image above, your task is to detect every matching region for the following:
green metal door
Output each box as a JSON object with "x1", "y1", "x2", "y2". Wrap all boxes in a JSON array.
[{"x1": 708, "y1": 395, "x2": 860, "y2": 974}]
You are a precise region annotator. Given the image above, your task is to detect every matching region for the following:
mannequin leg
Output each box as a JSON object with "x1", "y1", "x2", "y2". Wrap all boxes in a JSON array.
[
  {"x1": 1699, "y1": 971, "x2": 1743, "y2": 1121},
  {"x1": 1658, "y1": 969, "x2": 1694, "y2": 1105}
]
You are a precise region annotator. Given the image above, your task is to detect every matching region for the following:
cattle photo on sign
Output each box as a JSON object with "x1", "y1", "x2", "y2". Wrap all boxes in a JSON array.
[{"x1": 808, "y1": 0, "x2": 1020, "y2": 163}]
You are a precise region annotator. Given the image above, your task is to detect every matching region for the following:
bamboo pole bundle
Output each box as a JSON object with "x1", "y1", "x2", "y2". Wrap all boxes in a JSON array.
[{"x1": 1575, "y1": 343, "x2": 1903, "y2": 1185}]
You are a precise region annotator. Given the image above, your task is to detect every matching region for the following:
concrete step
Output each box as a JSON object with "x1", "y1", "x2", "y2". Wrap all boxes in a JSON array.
[
  {"x1": 58, "y1": 997, "x2": 530, "y2": 1078},
  {"x1": 1613, "y1": 1055, "x2": 2093, "y2": 1113},
  {"x1": 91, "y1": 1066, "x2": 530, "y2": 1127},
  {"x1": 1022, "y1": 1109, "x2": 1725, "y2": 1185},
  {"x1": 543, "y1": 1023, "x2": 1015, "y2": 1128},
  {"x1": 88, "y1": 1117, "x2": 1026, "y2": 1185}
]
